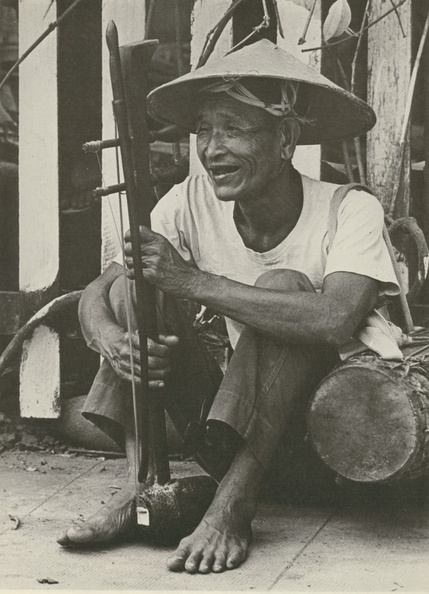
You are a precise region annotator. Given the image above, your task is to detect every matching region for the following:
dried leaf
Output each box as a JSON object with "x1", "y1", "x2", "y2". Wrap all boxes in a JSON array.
[
  {"x1": 37, "y1": 578, "x2": 59, "y2": 585},
  {"x1": 8, "y1": 514, "x2": 21, "y2": 530},
  {"x1": 323, "y1": 0, "x2": 352, "y2": 41}
]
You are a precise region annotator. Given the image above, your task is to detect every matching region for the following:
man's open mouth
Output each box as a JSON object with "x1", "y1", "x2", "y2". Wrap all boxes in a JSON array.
[{"x1": 209, "y1": 165, "x2": 240, "y2": 180}]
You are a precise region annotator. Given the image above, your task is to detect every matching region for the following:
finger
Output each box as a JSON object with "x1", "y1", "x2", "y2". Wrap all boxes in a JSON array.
[
  {"x1": 148, "y1": 355, "x2": 169, "y2": 371},
  {"x1": 124, "y1": 255, "x2": 134, "y2": 268},
  {"x1": 125, "y1": 226, "x2": 156, "y2": 243},
  {"x1": 158, "y1": 334, "x2": 179, "y2": 348},
  {"x1": 118, "y1": 344, "x2": 140, "y2": 365},
  {"x1": 148, "y1": 367, "x2": 170, "y2": 381},
  {"x1": 117, "y1": 361, "x2": 141, "y2": 380},
  {"x1": 138, "y1": 225, "x2": 158, "y2": 242},
  {"x1": 147, "y1": 339, "x2": 169, "y2": 358},
  {"x1": 112, "y1": 364, "x2": 141, "y2": 384},
  {"x1": 126, "y1": 331, "x2": 140, "y2": 349}
]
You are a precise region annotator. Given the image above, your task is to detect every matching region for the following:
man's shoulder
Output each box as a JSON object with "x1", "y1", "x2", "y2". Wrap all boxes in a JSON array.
[{"x1": 302, "y1": 175, "x2": 380, "y2": 212}]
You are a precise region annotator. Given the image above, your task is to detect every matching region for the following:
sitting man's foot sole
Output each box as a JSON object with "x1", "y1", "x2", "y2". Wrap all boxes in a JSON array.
[{"x1": 57, "y1": 486, "x2": 137, "y2": 547}]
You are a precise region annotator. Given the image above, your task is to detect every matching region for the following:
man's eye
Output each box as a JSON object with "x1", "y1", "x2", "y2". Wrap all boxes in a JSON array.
[{"x1": 196, "y1": 124, "x2": 210, "y2": 134}]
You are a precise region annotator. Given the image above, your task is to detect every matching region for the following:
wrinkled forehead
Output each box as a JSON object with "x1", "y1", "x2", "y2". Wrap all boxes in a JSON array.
[{"x1": 197, "y1": 93, "x2": 274, "y2": 127}]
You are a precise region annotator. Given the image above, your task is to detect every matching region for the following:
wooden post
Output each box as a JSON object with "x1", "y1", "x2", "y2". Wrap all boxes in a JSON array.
[
  {"x1": 19, "y1": 0, "x2": 60, "y2": 418},
  {"x1": 189, "y1": 0, "x2": 232, "y2": 175},
  {"x1": 276, "y1": 0, "x2": 322, "y2": 180},
  {"x1": 367, "y1": 0, "x2": 412, "y2": 217},
  {"x1": 100, "y1": 1, "x2": 146, "y2": 271}
]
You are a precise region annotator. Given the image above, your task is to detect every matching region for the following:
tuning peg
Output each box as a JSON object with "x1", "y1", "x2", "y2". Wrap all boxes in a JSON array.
[
  {"x1": 82, "y1": 138, "x2": 120, "y2": 153},
  {"x1": 92, "y1": 182, "x2": 127, "y2": 197}
]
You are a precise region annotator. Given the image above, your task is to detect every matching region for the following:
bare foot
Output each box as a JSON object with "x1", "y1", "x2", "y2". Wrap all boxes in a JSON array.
[
  {"x1": 167, "y1": 497, "x2": 254, "y2": 574},
  {"x1": 57, "y1": 484, "x2": 137, "y2": 547}
]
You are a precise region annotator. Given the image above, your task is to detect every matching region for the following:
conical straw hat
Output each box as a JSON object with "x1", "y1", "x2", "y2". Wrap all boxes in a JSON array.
[{"x1": 147, "y1": 39, "x2": 376, "y2": 145}]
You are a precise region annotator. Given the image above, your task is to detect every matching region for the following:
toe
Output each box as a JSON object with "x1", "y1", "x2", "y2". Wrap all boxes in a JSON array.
[
  {"x1": 64, "y1": 525, "x2": 98, "y2": 544},
  {"x1": 167, "y1": 545, "x2": 189, "y2": 572},
  {"x1": 212, "y1": 551, "x2": 227, "y2": 573},
  {"x1": 226, "y1": 543, "x2": 247, "y2": 569},
  {"x1": 198, "y1": 550, "x2": 215, "y2": 574},
  {"x1": 57, "y1": 532, "x2": 73, "y2": 547},
  {"x1": 184, "y1": 550, "x2": 203, "y2": 574}
]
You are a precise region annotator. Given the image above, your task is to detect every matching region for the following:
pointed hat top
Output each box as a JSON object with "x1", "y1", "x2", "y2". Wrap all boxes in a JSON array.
[{"x1": 147, "y1": 39, "x2": 376, "y2": 145}]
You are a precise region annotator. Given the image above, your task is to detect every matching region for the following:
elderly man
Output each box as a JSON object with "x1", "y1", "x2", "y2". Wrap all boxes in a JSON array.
[{"x1": 58, "y1": 40, "x2": 399, "y2": 573}]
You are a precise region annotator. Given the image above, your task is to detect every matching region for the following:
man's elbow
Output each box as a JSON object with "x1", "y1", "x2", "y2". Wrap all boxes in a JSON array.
[{"x1": 321, "y1": 314, "x2": 356, "y2": 348}]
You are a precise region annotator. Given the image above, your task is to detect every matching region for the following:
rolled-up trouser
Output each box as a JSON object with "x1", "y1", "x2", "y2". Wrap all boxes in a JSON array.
[{"x1": 82, "y1": 269, "x2": 338, "y2": 482}]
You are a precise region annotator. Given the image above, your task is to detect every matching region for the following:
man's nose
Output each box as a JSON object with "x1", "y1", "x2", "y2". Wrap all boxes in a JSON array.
[{"x1": 205, "y1": 130, "x2": 227, "y2": 158}]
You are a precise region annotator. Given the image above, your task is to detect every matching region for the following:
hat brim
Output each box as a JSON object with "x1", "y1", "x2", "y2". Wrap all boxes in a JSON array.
[{"x1": 147, "y1": 40, "x2": 376, "y2": 145}]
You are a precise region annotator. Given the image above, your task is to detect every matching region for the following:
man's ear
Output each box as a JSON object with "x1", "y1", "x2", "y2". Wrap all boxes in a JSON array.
[{"x1": 279, "y1": 118, "x2": 300, "y2": 161}]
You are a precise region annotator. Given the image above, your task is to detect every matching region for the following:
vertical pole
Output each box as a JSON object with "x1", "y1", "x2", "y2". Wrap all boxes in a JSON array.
[
  {"x1": 100, "y1": 0, "x2": 146, "y2": 271},
  {"x1": 19, "y1": 0, "x2": 60, "y2": 418},
  {"x1": 276, "y1": 0, "x2": 322, "y2": 180},
  {"x1": 367, "y1": 0, "x2": 412, "y2": 217}
]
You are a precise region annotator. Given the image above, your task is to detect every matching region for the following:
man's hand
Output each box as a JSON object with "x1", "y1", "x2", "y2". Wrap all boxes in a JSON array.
[
  {"x1": 102, "y1": 326, "x2": 179, "y2": 389},
  {"x1": 124, "y1": 226, "x2": 198, "y2": 297}
]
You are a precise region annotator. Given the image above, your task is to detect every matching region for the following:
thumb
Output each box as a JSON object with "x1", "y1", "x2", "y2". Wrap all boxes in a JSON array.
[{"x1": 158, "y1": 334, "x2": 179, "y2": 347}]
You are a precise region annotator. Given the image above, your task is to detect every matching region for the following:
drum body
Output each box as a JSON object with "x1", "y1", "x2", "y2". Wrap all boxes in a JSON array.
[{"x1": 307, "y1": 352, "x2": 429, "y2": 483}]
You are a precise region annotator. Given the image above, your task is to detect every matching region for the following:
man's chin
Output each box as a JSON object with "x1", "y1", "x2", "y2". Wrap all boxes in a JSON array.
[{"x1": 211, "y1": 184, "x2": 242, "y2": 202}]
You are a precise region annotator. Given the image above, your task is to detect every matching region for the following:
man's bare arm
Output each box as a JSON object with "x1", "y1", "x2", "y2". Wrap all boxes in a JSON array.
[
  {"x1": 79, "y1": 261, "x2": 178, "y2": 387},
  {"x1": 185, "y1": 269, "x2": 378, "y2": 347},
  {"x1": 78, "y1": 262, "x2": 125, "y2": 359},
  {"x1": 126, "y1": 227, "x2": 378, "y2": 347}
]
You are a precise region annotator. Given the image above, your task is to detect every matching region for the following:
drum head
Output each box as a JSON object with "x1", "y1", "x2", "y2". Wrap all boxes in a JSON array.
[{"x1": 308, "y1": 365, "x2": 418, "y2": 482}]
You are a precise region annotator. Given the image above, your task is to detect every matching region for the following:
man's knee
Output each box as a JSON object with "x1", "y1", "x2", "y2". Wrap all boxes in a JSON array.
[
  {"x1": 254, "y1": 269, "x2": 315, "y2": 292},
  {"x1": 108, "y1": 276, "x2": 137, "y2": 331}
]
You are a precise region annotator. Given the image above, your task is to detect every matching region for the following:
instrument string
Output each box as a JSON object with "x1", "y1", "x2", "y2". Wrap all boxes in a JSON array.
[{"x1": 94, "y1": 135, "x2": 142, "y2": 502}]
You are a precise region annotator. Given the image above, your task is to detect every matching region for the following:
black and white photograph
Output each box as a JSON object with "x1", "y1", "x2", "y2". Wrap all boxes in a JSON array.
[{"x1": 0, "y1": 0, "x2": 428, "y2": 590}]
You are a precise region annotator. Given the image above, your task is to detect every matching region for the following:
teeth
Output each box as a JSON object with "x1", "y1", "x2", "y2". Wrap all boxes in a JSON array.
[{"x1": 212, "y1": 166, "x2": 237, "y2": 175}]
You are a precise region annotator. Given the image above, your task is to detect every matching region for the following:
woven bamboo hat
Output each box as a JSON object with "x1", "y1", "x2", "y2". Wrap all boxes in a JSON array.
[{"x1": 147, "y1": 39, "x2": 376, "y2": 145}]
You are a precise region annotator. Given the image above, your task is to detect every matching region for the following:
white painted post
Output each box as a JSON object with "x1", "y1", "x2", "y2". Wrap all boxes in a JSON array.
[
  {"x1": 367, "y1": 0, "x2": 411, "y2": 216},
  {"x1": 100, "y1": 1, "x2": 146, "y2": 271},
  {"x1": 367, "y1": 1, "x2": 411, "y2": 292},
  {"x1": 189, "y1": 0, "x2": 232, "y2": 175},
  {"x1": 276, "y1": 0, "x2": 322, "y2": 179},
  {"x1": 19, "y1": 0, "x2": 60, "y2": 418}
]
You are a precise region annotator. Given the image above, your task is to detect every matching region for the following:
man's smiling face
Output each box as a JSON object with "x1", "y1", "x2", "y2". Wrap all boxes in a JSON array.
[{"x1": 196, "y1": 94, "x2": 285, "y2": 202}]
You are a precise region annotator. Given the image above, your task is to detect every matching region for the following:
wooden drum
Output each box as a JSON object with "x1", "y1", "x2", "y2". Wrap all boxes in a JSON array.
[{"x1": 307, "y1": 351, "x2": 429, "y2": 483}]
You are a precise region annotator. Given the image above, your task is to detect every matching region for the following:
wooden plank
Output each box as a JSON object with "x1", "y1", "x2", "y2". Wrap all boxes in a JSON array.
[
  {"x1": 189, "y1": 0, "x2": 232, "y2": 175},
  {"x1": 20, "y1": 325, "x2": 60, "y2": 418},
  {"x1": 100, "y1": 0, "x2": 146, "y2": 270},
  {"x1": 272, "y1": 503, "x2": 429, "y2": 591},
  {"x1": 276, "y1": 0, "x2": 322, "y2": 179},
  {"x1": 367, "y1": 0, "x2": 412, "y2": 216},
  {"x1": 19, "y1": 0, "x2": 60, "y2": 418},
  {"x1": 0, "y1": 453, "x2": 335, "y2": 590}
]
